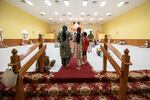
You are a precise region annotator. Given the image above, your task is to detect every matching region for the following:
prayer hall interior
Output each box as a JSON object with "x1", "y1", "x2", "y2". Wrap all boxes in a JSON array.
[{"x1": 0, "y1": 0, "x2": 150, "y2": 100}]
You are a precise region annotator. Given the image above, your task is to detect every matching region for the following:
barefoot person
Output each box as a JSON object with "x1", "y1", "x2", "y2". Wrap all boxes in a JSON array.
[
  {"x1": 75, "y1": 27, "x2": 82, "y2": 70},
  {"x1": 57, "y1": 25, "x2": 72, "y2": 68}
]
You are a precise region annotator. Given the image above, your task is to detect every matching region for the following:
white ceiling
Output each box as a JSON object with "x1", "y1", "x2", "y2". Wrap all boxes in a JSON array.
[{"x1": 6, "y1": 0, "x2": 146, "y2": 24}]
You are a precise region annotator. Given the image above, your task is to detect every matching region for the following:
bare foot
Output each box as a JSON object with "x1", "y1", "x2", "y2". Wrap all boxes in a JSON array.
[{"x1": 76, "y1": 67, "x2": 81, "y2": 70}]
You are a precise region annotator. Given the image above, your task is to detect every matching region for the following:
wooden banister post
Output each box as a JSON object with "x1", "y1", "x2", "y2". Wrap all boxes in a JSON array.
[
  {"x1": 119, "y1": 48, "x2": 130, "y2": 100},
  {"x1": 16, "y1": 78, "x2": 25, "y2": 100},
  {"x1": 103, "y1": 35, "x2": 108, "y2": 72},
  {"x1": 9, "y1": 49, "x2": 25, "y2": 100},
  {"x1": 10, "y1": 49, "x2": 21, "y2": 73},
  {"x1": 38, "y1": 34, "x2": 44, "y2": 73}
]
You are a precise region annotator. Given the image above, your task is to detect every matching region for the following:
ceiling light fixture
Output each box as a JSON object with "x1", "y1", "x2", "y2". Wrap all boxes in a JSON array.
[
  {"x1": 68, "y1": 12, "x2": 72, "y2": 15},
  {"x1": 100, "y1": 18, "x2": 103, "y2": 21},
  {"x1": 25, "y1": 0, "x2": 34, "y2": 6},
  {"x1": 59, "y1": 18, "x2": 63, "y2": 20},
  {"x1": 82, "y1": 0, "x2": 88, "y2": 6},
  {"x1": 49, "y1": 18, "x2": 53, "y2": 20},
  {"x1": 94, "y1": 12, "x2": 98, "y2": 16},
  {"x1": 100, "y1": 1, "x2": 106, "y2": 7},
  {"x1": 40, "y1": 12, "x2": 46, "y2": 16},
  {"x1": 45, "y1": 0, "x2": 51, "y2": 6},
  {"x1": 117, "y1": 2, "x2": 125, "y2": 7},
  {"x1": 81, "y1": 12, "x2": 85, "y2": 16},
  {"x1": 106, "y1": 12, "x2": 111, "y2": 16},
  {"x1": 70, "y1": 18, "x2": 73, "y2": 20},
  {"x1": 54, "y1": 12, "x2": 59, "y2": 15},
  {"x1": 90, "y1": 18, "x2": 94, "y2": 21},
  {"x1": 64, "y1": 0, "x2": 69, "y2": 6}
]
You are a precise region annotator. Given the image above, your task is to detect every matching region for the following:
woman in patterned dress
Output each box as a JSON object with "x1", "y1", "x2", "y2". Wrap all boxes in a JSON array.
[{"x1": 57, "y1": 25, "x2": 72, "y2": 68}]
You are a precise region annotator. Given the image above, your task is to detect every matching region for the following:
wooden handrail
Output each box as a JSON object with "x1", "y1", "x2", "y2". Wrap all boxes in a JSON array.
[
  {"x1": 106, "y1": 43, "x2": 132, "y2": 65},
  {"x1": 20, "y1": 43, "x2": 39, "y2": 61},
  {"x1": 8, "y1": 43, "x2": 39, "y2": 66},
  {"x1": 101, "y1": 35, "x2": 132, "y2": 100},
  {"x1": 101, "y1": 45, "x2": 121, "y2": 76},
  {"x1": 18, "y1": 45, "x2": 46, "y2": 79},
  {"x1": 106, "y1": 43, "x2": 122, "y2": 60}
]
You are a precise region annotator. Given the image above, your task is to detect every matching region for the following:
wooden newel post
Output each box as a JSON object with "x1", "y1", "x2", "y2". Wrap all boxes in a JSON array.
[
  {"x1": 9, "y1": 49, "x2": 25, "y2": 100},
  {"x1": 103, "y1": 35, "x2": 108, "y2": 72},
  {"x1": 119, "y1": 48, "x2": 130, "y2": 100},
  {"x1": 16, "y1": 77, "x2": 25, "y2": 100},
  {"x1": 10, "y1": 49, "x2": 21, "y2": 73},
  {"x1": 38, "y1": 34, "x2": 44, "y2": 73}
]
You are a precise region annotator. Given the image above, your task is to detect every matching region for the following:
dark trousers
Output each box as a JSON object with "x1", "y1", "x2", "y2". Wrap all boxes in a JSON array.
[{"x1": 61, "y1": 58, "x2": 70, "y2": 66}]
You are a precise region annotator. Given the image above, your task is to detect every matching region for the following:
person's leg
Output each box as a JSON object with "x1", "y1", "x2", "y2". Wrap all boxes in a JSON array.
[
  {"x1": 76, "y1": 44, "x2": 82, "y2": 70},
  {"x1": 82, "y1": 51, "x2": 85, "y2": 63},
  {"x1": 84, "y1": 51, "x2": 87, "y2": 63},
  {"x1": 61, "y1": 58, "x2": 65, "y2": 66}
]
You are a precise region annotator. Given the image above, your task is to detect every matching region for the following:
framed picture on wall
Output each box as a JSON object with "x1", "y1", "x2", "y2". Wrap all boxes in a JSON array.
[{"x1": 22, "y1": 30, "x2": 29, "y2": 40}]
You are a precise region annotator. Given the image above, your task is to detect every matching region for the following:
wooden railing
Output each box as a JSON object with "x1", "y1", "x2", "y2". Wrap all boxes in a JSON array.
[
  {"x1": 8, "y1": 43, "x2": 39, "y2": 67},
  {"x1": 101, "y1": 35, "x2": 132, "y2": 100},
  {"x1": 20, "y1": 43, "x2": 39, "y2": 61},
  {"x1": 8, "y1": 43, "x2": 46, "y2": 100}
]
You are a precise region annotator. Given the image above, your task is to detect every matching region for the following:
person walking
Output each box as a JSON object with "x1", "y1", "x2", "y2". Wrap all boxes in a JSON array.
[{"x1": 57, "y1": 25, "x2": 72, "y2": 68}]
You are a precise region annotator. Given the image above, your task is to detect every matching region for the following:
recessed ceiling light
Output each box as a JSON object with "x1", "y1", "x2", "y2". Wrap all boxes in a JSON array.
[
  {"x1": 40, "y1": 12, "x2": 46, "y2": 16},
  {"x1": 106, "y1": 12, "x2": 111, "y2": 16},
  {"x1": 45, "y1": 0, "x2": 51, "y2": 6},
  {"x1": 99, "y1": 18, "x2": 103, "y2": 21},
  {"x1": 81, "y1": 12, "x2": 85, "y2": 16},
  {"x1": 49, "y1": 18, "x2": 53, "y2": 20},
  {"x1": 68, "y1": 12, "x2": 72, "y2": 15},
  {"x1": 54, "y1": 12, "x2": 59, "y2": 15},
  {"x1": 82, "y1": 0, "x2": 88, "y2": 6},
  {"x1": 25, "y1": 0, "x2": 34, "y2": 6},
  {"x1": 100, "y1": 1, "x2": 106, "y2": 7},
  {"x1": 94, "y1": 12, "x2": 98, "y2": 16},
  {"x1": 117, "y1": 2, "x2": 125, "y2": 7},
  {"x1": 59, "y1": 18, "x2": 63, "y2": 20},
  {"x1": 70, "y1": 18, "x2": 73, "y2": 20},
  {"x1": 64, "y1": 0, "x2": 69, "y2": 6},
  {"x1": 90, "y1": 18, "x2": 94, "y2": 21}
]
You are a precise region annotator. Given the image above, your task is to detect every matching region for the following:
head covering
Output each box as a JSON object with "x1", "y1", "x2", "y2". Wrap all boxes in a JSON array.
[{"x1": 62, "y1": 25, "x2": 67, "y2": 32}]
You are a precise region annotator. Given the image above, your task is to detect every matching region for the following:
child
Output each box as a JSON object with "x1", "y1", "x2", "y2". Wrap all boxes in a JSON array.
[
  {"x1": 96, "y1": 48, "x2": 101, "y2": 56},
  {"x1": 82, "y1": 32, "x2": 89, "y2": 64}
]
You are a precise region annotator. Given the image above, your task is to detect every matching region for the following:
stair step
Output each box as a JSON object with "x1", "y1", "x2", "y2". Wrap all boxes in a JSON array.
[
  {"x1": 0, "y1": 81, "x2": 149, "y2": 96},
  {"x1": 22, "y1": 70, "x2": 150, "y2": 83},
  {"x1": 1, "y1": 93, "x2": 150, "y2": 100}
]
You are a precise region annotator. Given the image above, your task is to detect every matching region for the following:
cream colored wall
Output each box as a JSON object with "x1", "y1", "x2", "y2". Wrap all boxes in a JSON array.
[
  {"x1": 102, "y1": 0, "x2": 150, "y2": 39},
  {"x1": 0, "y1": 0, "x2": 53, "y2": 39}
]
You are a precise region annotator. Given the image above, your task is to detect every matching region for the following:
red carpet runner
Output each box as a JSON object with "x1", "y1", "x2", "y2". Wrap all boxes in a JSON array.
[{"x1": 51, "y1": 56, "x2": 99, "y2": 83}]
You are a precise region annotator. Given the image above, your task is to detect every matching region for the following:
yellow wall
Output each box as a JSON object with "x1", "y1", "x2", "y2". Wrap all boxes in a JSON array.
[
  {"x1": 102, "y1": 0, "x2": 150, "y2": 39},
  {"x1": 0, "y1": 0, "x2": 53, "y2": 39}
]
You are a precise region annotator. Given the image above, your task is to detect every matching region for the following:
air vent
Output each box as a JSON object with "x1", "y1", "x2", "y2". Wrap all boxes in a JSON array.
[
  {"x1": 87, "y1": 14, "x2": 90, "y2": 16},
  {"x1": 20, "y1": 0, "x2": 25, "y2": 3},
  {"x1": 54, "y1": 0, "x2": 60, "y2": 4},
  {"x1": 62, "y1": 14, "x2": 66, "y2": 16},
  {"x1": 124, "y1": 1, "x2": 129, "y2": 5},
  {"x1": 92, "y1": 0, "x2": 97, "y2": 4}
]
